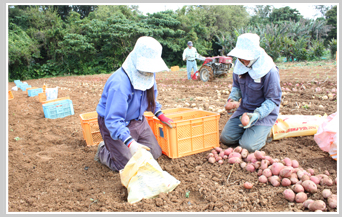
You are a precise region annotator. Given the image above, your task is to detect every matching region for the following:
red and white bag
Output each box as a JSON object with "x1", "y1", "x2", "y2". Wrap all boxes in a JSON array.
[{"x1": 314, "y1": 112, "x2": 338, "y2": 161}]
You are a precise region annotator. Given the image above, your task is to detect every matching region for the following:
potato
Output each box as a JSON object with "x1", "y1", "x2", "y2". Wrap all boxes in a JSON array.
[
  {"x1": 316, "y1": 174, "x2": 328, "y2": 181},
  {"x1": 335, "y1": 177, "x2": 337, "y2": 185},
  {"x1": 245, "y1": 163, "x2": 255, "y2": 172},
  {"x1": 240, "y1": 162, "x2": 247, "y2": 169},
  {"x1": 271, "y1": 163, "x2": 284, "y2": 176},
  {"x1": 279, "y1": 167, "x2": 293, "y2": 178},
  {"x1": 241, "y1": 113, "x2": 250, "y2": 126},
  {"x1": 257, "y1": 169, "x2": 263, "y2": 176},
  {"x1": 320, "y1": 177, "x2": 333, "y2": 186},
  {"x1": 307, "y1": 168, "x2": 315, "y2": 175},
  {"x1": 303, "y1": 199, "x2": 314, "y2": 208},
  {"x1": 281, "y1": 178, "x2": 291, "y2": 187},
  {"x1": 309, "y1": 176, "x2": 320, "y2": 185},
  {"x1": 218, "y1": 159, "x2": 224, "y2": 164},
  {"x1": 254, "y1": 150, "x2": 264, "y2": 160},
  {"x1": 282, "y1": 157, "x2": 292, "y2": 167},
  {"x1": 268, "y1": 176, "x2": 280, "y2": 187},
  {"x1": 223, "y1": 155, "x2": 228, "y2": 159},
  {"x1": 243, "y1": 182, "x2": 253, "y2": 189},
  {"x1": 260, "y1": 159, "x2": 270, "y2": 170},
  {"x1": 264, "y1": 156, "x2": 274, "y2": 164},
  {"x1": 234, "y1": 146, "x2": 243, "y2": 153},
  {"x1": 229, "y1": 152, "x2": 241, "y2": 159},
  {"x1": 327, "y1": 194, "x2": 337, "y2": 209},
  {"x1": 283, "y1": 189, "x2": 295, "y2": 202},
  {"x1": 258, "y1": 175, "x2": 268, "y2": 183},
  {"x1": 220, "y1": 150, "x2": 226, "y2": 157},
  {"x1": 246, "y1": 153, "x2": 255, "y2": 162},
  {"x1": 208, "y1": 157, "x2": 216, "y2": 164},
  {"x1": 301, "y1": 174, "x2": 310, "y2": 181},
  {"x1": 290, "y1": 177, "x2": 299, "y2": 184},
  {"x1": 207, "y1": 153, "x2": 214, "y2": 159},
  {"x1": 214, "y1": 147, "x2": 223, "y2": 153},
  {"x1": 211, "y1": 149, "x2": 218, "y2": 155},
  {"x1": 324, "y1": 170, "x2": 330, "y2": 176},
  {"x1": 253, "y1": 161, "x2": 261, "y2": 170},
  {"x1": 262, "y1": 168, "x2": 272, "y2": 178},
  {"x1": 322, "y1": 189, "x2": 332, "y2": 199},
  {"x1": 241, "y1": 149, "x2": 249, "y2": 158},
  {"x1": 295, "y1": 192, "x2": 307, "y2": 203},
  {"x1": 292, "y1": 183, "x2": 305, "y2": 193},
  {"x1": 228, "y1": 157, "x2": 241, "y2": 164},
  {"x1": 302, "y1": 180, "x2": 318, "y2": 193},
  {"x1": 225, "y1": 101, "x2": 240, "y2": 110},
  {"x1": 291, "y1": 160, "x2": 299, "y2": 168},
  {"x1": 308, "y1": 200, "x2": 326, "y2": 211},
  {"x1": 223, "y1": 148, "x2": 233, "y2": 156},
  {"x1": 297, "y1": 170, "x2": 305, "y2": 179}
]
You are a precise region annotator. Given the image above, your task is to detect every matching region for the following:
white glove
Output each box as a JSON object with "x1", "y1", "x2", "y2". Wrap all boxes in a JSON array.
[{"x1": 128, "y1": 140, "x2": 150, "y2": 156}]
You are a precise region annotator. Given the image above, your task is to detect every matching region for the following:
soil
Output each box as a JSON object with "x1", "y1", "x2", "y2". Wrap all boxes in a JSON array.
[{"x1": 8, "y1": 60, "x2": 337, "y2": 212}]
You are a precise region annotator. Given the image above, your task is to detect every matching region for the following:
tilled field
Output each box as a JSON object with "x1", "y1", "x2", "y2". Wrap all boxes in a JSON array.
[{"x1": 8, "y1": 60, "x2": 337, "y2": 212}]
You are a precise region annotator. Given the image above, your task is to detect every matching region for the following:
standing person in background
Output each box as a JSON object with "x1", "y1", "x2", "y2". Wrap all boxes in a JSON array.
[
  {"x1": 182, "y1": 41, "x2": 199, "y2": 80},
  {"x1": 94, "y1": 36, "x2": 173, "y2": 172},
  {"x1": 220, "y1": 33, "x2": 282, "y2": 152}
]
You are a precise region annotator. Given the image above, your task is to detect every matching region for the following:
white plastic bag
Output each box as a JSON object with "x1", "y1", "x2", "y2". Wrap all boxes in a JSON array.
[
  {"x1": 12, "y1": 86, "x2": 18, "y2": 91},
  {"x1": 120, "y1": 148, "x2": 180, "y2": 204},
  {"x1": 45, "y1": 87, "x2": 58, "y2": 101},
  {"x1": 314, "y1": 112, "x2": 338, "y2": 161}
]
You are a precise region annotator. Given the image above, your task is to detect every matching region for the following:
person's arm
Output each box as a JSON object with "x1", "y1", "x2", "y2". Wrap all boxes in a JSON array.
[
  {"x1": 103, "y1": 81, "x2": 132, "y2": 144},
  {"x1": 182, "y1": 49, "x2": 187, "y2": 61},
  {"x1": 152, "y1": 78, "x2": 173, "y2": 128},
  {"x1": 227, "y1": 72, "x2": 241, "y2": 102}
]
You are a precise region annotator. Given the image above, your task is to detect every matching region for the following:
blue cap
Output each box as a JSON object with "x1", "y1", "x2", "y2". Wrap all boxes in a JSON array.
[{"x1": 187, "y1": 41, "x2": 193, "y2": 46}]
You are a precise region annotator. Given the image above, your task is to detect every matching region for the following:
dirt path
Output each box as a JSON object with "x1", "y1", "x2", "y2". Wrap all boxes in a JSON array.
[{"x1": 8, "y1": 60, "x2": 337, "y2": 212}]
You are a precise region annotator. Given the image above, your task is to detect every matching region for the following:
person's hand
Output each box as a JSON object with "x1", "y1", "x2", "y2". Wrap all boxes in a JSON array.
[
  {"x1": 158, "y1": 114, "x2": 173, "y2": 128},
  {"x1": 224, "y1": 99, "x2": 240, "y2": 114},
  {"x1": 128, "y1": 140, "x2": 150, "y2": 156},
  {"x1": 238, "y1": 113, "x2": 260, "y2": 129}
]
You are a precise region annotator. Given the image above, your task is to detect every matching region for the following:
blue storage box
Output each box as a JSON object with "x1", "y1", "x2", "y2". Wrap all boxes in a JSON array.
[
  {"x1": 14, "y1": 80, "x2": 21, "y2": 86},
  {"x1": 20, "y1": 84, "x2": 31, "y2": 91},
  {"x1": 28, "y1": 88, "x2": 43, "y2": 97},
  {"x1": 42, "y1": 99, "x2": 74, "y2": 119}
]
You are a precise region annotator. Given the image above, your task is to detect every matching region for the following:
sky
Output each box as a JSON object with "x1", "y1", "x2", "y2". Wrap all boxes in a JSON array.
[{"x1": 135, "y1": 3, "x2": 336, "y2": 19}]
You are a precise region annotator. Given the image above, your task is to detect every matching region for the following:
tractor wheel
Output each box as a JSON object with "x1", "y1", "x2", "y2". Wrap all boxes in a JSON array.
[{"x1": 199, "y1": 65, "x2": 214, "y2": 82}]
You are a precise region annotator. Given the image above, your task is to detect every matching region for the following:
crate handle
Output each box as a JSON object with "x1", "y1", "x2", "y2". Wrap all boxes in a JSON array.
[{"x1": 191, "y1": 122, "x2": 203, "y2": 127}]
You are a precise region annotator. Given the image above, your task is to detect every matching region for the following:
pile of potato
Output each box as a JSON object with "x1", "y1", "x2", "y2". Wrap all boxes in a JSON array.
[{"x1": 207, "y1": 146, "x2": 337, "y2": 212}]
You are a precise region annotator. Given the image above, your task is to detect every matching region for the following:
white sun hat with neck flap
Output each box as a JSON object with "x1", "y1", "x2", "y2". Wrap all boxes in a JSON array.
[
  {"x1": 122, "y1": 36, "x2": 169, "y2": 91},
  {"x1": 228, "y1": 33, "x2": 275, "y2": 80}
]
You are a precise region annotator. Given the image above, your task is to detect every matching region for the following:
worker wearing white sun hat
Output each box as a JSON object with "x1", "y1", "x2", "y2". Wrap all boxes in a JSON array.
[
  {"x1": 221, "y1": 33, "x2": 282, "y2": 152},
  {"x1": 94, "y1": 36, "x2": 173, "y2": 171}
]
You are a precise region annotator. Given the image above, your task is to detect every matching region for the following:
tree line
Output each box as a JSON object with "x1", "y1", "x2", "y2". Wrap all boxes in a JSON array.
[{"x1": 8, "y1": 5, "x2": 337, "y2": 81}]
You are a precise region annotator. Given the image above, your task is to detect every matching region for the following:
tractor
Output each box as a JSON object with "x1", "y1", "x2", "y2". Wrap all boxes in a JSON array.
[{"x1": 196, "y1": 56, "x2": 234, "y2": 82}]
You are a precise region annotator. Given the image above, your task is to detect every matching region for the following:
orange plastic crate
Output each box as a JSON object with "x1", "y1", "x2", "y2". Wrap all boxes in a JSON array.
[
  {"x1": 150, "y1": 110, "x2": 220, "y2": 158},
  {"x1": 38, "y1": 92, "x2": 47, "y2": 102},
  {"x1": 144, "y1": 108, "x2": 194, "y2": 134},
  {"x1": 41, "y1": 96, "x2": 70, "y2": 104},
  {"x1": 8, "y1": 91, "x2": 14, "y2": 100},
  {"x1": 79, "y1": 111, "x2": 102, "y2": 146}
]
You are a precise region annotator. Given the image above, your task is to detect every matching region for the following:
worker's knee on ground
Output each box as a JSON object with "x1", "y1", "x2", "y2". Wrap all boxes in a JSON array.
[
  {"x1": 239, "y1": 138, "x2": 266, "y2": 153},
  {"x1": 150, "y1": 145, "x2": 162, "y2": 159},
  {"x1": 220, "y1": 133, "x2": 238, "y2": 146}
]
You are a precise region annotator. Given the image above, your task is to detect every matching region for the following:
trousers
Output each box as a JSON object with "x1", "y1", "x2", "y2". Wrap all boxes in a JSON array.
[
  {"x1": 97, "y1": 115, "x2": 162, "y2": 171},
  {"x1": 220, "y1": 116, "x2": 272, "y2": 152},
  {"x1": 186, "y1": 60, "x2": 197, "y2": 80}
]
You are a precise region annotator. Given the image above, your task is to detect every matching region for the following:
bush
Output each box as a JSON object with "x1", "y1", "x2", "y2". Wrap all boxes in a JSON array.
[
  {"x1": 328, "y1": 39, "x2": 337, "y2": 59},
  {"x1": 308, "y1": 40, "x2": 325, "y2": 60}
]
